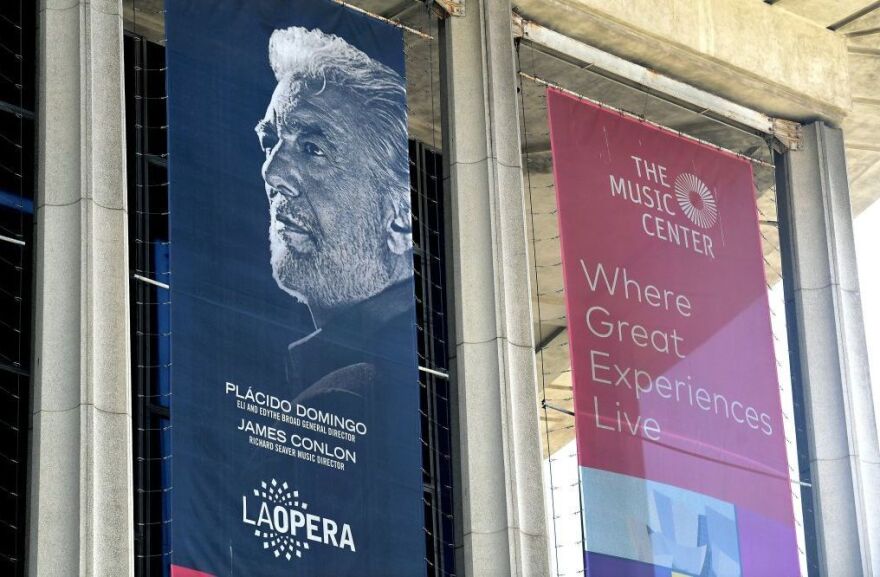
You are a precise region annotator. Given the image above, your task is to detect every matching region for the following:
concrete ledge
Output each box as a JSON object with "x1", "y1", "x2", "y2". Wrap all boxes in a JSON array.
[{"x1": 514, "y1": 0, "x2": 851, "y2": 123}]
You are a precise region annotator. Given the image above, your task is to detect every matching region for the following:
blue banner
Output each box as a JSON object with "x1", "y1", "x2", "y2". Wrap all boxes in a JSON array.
[{"x1": 166, "y1": 1, "x2": 424, "y2": 575}]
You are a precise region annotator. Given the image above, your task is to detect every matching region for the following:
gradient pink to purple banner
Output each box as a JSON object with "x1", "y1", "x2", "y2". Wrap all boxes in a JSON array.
[{"x1": 547, "y1": 87, "x2": 799, "y2": 576}]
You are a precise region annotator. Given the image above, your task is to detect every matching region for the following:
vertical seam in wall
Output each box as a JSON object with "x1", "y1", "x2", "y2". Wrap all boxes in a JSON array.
[
  {"x1": 80, "y1": 2, "x2": 95, "y2": 575},
  {"x1": 792, "y1": 126, "x2": 829, "y2": 574},
  {"x1": 480, "y1": 1, "x2": 521, "y2": 574},
  {"x1": 480, "y1": 10, "x2": 508, "y2": 557}
]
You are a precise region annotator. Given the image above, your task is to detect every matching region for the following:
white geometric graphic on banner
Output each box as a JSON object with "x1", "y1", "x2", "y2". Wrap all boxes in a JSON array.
[
  {"x1": 243, "y1": 476, "x2": 356, "y2": 563},
  {"x1": 253, "y1": 479, "x2": 308, "y2": 562},
  {"x1": 674, "y1": 173, "x2": 718, "y2": 229}
]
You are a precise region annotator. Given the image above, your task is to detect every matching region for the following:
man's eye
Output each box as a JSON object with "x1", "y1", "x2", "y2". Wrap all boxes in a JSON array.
[{"x1": 302, "y1": 141, "x2": 325, "y2": 157}]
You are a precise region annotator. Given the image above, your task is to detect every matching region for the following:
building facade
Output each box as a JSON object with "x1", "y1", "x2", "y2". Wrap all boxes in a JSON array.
[{"x1": 2, "y1": 0, "x2": 879, "y2": 576}]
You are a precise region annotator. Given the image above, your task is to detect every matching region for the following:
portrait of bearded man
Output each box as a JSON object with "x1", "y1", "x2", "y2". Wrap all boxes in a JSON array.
[
  {"x1": 254, "y1": 26, "x2": 415, "y2": 404},
  {"x1": 248, "y1": 25, "x2": 421, "y2": 576},
  {"x1": 164, "y1": 5, "x2": 424, "y2": 575}
]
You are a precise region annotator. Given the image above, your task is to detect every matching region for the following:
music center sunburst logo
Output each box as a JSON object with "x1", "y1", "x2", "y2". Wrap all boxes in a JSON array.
[{"x1": 674, "y1": 173, "x2": 718, "y2": 229}]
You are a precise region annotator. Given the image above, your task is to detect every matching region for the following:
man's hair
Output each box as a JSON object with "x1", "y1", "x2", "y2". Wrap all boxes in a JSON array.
[{"x1": 268, "y1": 27, "x2": 409, "y2": 219}]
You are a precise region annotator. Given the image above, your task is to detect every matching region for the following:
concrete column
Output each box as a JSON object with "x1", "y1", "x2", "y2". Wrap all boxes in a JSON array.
[
  {"x1": 439, "y1": 2, "x2": 549, "y2": 576},
  {"x1": 777, "y1": 122, "x2": 880, "y2": 576},
  {"x1": 29, "y1": 1, "x2": 133, "y2": 576}
]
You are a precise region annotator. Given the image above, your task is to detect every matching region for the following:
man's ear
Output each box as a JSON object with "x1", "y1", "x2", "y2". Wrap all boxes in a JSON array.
[{"x1": 384, "y1": 198, "x2": 412, "y2": 256}]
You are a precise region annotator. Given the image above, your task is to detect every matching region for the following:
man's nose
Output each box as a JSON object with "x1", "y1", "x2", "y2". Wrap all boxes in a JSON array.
[{"x1": 262, "y1": 150, "x2": 301, "y2": 199}]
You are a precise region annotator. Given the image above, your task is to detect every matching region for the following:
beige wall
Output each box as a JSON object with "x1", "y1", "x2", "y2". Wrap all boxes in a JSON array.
[{"x1": 514, "y1": 0, "x2": 852, "y2": 123}]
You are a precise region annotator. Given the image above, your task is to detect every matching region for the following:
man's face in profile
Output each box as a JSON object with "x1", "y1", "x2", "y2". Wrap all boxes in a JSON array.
[{"x1": 257, "y1": 75, "x2": 396, "y2": 312}]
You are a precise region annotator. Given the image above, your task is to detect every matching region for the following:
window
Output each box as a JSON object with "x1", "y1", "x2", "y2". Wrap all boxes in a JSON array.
[{"x1": 0, "y1": 1, "x2": 35, "y2": 576}]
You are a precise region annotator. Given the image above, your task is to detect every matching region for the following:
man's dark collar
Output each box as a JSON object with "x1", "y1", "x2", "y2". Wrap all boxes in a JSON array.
[{"x1": 285, "y1": 278, "x2": 415, "y2": 388}]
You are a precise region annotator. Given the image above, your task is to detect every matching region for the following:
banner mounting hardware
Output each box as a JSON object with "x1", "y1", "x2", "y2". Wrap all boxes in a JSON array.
[
  {"x1": 331, "y1": 0, "x2": 435, "y2": 38},
  {"x1": 431, "y1": 0, "x2": 465, "y2": 18},
  {"x1": 515, "y1": 14, "x2": 802, "y2": 153},
  {"x1": 520, "y1": 72, "x2": 776, "y2": 169},
  {"x1": 133, "y1": 273, "x2": 170, "y2": 290}
]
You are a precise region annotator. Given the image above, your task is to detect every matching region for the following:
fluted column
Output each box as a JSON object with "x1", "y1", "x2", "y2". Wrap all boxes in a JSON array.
[
  {"x1": 777, "y1": 121, "x2": 880, "y2": 577},
  {"x1": 440, "y1": 2, "x2": 550, "y2": 575},
  {"x1": 29, "y1": 0, "x2": 133, "y2": 575}
]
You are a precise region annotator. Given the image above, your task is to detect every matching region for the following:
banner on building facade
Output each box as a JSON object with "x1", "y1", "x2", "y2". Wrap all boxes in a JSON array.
[
  {"x1": 165, "y1": 1, "x2": 424, "y2": 575},
  {"x1": 547, "y1": 88, "x2": 799, "y2": 577}
]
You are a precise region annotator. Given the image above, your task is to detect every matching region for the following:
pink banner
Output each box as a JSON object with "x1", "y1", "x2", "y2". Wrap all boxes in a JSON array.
[
  {"x1": 547, "y1": 88, "x2": 799, "y2": 576},
  {"x1": 171, "y1": 566, "x2": 216, "y2": 577}
]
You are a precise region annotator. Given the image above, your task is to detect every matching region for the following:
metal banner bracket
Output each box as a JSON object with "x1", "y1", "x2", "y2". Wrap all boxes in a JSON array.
[
  {"x1": 432, "y1": 0, "x2": 464, "y2": 18},
  {"x1": 771, "y1": 118, "x2": 803, "y2": 152},
  {"x1": 515, "y1": 13, "x2": 805, "y2": 154}
]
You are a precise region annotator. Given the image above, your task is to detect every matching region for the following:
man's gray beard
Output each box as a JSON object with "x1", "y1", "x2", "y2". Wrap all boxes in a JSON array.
[{"x1": 270, "y1": 226, "x2": 395, "y2": 312}]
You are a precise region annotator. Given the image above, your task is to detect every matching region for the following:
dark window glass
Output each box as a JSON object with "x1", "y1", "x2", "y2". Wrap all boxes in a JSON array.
[
  {"x1": 125, "y1": 32, "x2": 172, "y2": 577},
  {"x1": 411, "y1": 141, "x2": 456, "y2": 577},
  {"x1": 0, "y1": 1, "x2": 35, "y2": 576}
]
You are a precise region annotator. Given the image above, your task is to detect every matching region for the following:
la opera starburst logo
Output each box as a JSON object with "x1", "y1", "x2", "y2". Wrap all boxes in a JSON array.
[
  {"x1": 674, "y1": 173, "x2": 718, "y2": 229},
  {"x1": 242, "y1": 478, "x2": 356, "y2": 564}
]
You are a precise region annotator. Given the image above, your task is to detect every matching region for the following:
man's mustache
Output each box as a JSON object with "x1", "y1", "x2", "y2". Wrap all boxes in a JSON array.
[{"x1": 272, "y1": 203, "x2": 319, "y2": 238}]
